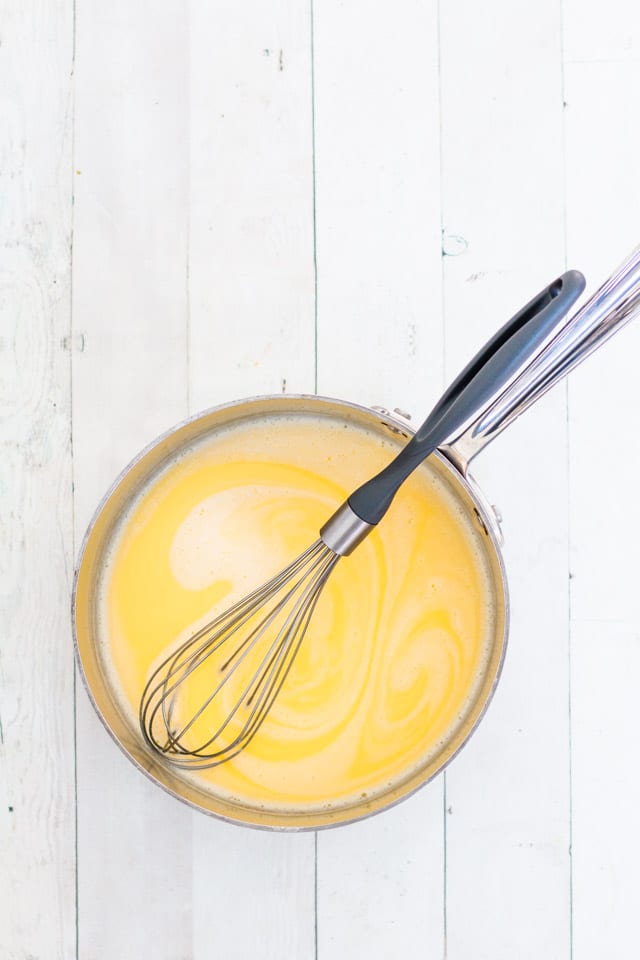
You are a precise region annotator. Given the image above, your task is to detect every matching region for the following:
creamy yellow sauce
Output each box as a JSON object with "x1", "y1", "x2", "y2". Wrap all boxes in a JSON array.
[{"x1": 99, "y1": 413, "x2": 493, "y2": 814}]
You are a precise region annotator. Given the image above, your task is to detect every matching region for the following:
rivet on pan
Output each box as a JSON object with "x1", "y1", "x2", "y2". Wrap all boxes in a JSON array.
[{"x1": 371, "y1": 406, "x2": 411, "y2": 438}]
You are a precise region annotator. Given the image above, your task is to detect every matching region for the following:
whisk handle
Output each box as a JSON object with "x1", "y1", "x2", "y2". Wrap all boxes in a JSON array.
[{"x1": 347, "y1": 270, "x2": 585, "y2": 525}]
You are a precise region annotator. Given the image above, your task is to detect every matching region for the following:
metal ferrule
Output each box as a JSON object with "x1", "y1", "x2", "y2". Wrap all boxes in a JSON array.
[{"x1": 320, "y1": 501, "x2": 375, "y2": 556}]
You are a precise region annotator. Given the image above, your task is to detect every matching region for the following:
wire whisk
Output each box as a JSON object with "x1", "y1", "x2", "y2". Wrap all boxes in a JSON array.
[
  {"x1": 140, "y1": 539, "x2": 340, "y2": 768},
  {"x1": 140, "y1": 268, "x2": 587, "y2": 768}
]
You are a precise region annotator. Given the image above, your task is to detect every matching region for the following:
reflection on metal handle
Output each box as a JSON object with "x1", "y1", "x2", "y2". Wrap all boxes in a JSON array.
[{"x1": 443, "y1": 245, "x2": 640, "y2": 472}]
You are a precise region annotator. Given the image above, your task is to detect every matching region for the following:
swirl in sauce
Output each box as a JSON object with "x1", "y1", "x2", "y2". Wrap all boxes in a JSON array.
[{"x1": 100, "y1": 413, "x2": 494, "y2": 814}]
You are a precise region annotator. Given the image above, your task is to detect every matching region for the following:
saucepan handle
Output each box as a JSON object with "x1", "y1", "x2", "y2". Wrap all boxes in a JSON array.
[{"x1": 442, "y1": 244, "x2": 640, "y2": 473}]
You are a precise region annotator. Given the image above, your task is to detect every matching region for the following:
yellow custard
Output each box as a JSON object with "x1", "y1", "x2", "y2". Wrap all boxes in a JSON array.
[{"x1": 98, "y1": 412, "x2": 495, "y2": 815}]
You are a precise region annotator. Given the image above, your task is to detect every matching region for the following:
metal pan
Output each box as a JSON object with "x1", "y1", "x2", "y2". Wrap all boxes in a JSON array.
[{"x1": 72, "y1": 246, "x2": 640, "y2": 830}]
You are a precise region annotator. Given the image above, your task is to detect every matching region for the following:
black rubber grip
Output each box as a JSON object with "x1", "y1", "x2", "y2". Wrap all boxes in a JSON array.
[{"x1": 347, "y1": 269, "x2": 586, "y2": 525}]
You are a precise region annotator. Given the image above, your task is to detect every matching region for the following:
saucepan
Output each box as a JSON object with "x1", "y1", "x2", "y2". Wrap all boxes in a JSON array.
[{"x1": 72, "y1": 246, "x2": 640, "y2": 830}]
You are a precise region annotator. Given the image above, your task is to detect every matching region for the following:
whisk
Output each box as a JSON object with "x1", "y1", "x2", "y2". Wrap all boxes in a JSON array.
[{"x1": 140, "y1": 271, "x2": 584, "y2": 768}]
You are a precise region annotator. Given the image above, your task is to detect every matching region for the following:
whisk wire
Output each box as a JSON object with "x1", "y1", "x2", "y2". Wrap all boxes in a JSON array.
[
  {"x1": 228, "y1": 550, "x2": 340, "y2": 757},
  {"x1": 162, "y1": 547, "x2": 327, "y2": 753},
  {"x1": 172, "y1": 548, "x2": 341, "y2": 767},
  {"x1": 172, "y1": 548, "x2": 338, "y2": 759},
  {"x1": 139, "y1": 540, "x2": 325, "y2": 743},
  {"x1": 139, "y1": 539, "x2": 340, "y2": 767},
  {"x1": 221, "y1": 550, "x2": 339, "y2": 739}
]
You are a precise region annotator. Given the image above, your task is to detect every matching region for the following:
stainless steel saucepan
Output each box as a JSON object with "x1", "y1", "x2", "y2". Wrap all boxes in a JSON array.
[{"x1": 72, "y1": 246, "x2": 640, "y2": 830}]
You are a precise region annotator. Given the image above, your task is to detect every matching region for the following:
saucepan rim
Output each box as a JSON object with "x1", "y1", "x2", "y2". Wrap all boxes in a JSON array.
[{"x1": 72, "y1": 392, "x2": 510, "y2": 831}]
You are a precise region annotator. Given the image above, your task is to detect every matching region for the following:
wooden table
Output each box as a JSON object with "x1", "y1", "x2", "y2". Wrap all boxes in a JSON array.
[{"x1": 2, "y1": 2, "x2": 639, "y2": 957}]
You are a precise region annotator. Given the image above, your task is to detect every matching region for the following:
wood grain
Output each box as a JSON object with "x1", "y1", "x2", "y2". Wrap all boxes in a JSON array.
[
  {"x1": 0, "y1": 3, "x2": 76, "y2": 957},
  {"x1": 312, "y1": 2, "x2": 445, "y2": 956},
  {"x1": 439, "y1": 2, "x2": 572, "y2": 956},
  {"x1": 72, "y1": 3, "x2": 193, "y2": 957},
  {"x1": 188, "y1": 3, "x2": 316, "y2": 958},
  {"x1": 564, "y1": 39, "x2": 640, "y2": 957},
  {"x1": 189, "y1": 0, "x2": 316, "y2": 409}
]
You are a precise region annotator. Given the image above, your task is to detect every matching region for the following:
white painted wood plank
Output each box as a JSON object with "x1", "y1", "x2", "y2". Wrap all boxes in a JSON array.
[
  {"x1": 564, "y1": 0, "x2": 640, "y2": 64},
  {"x1": 313, "y1": 0, "x2": 444, "y2": 416},
  {"x1": 564, "y1": 56, "x2": 640, "y2": 958},
  {"x1": 189, "y1": 0, "x2": 316, "y2": 408},
  {"x1": 570, "y1": 621, "x2": 640, "y2": 959},
  {"x1": 439, "y1": 2, "x2": 572, "y2": 956},
  {"x1": 312, "y1": 2, "x2": 445, "y2": 956},
  {"x1": 0, "y1": 5, "x2": 75, "y2": 957},
  {"x1": 72, "y1": 4, "x2": 194, "y2": 957},
  {"x1": 188, "y1": 4, "x2": 316, "y2": 958},
  {"x1": 567, "y1": 309, "x2": 640, "y2": 627},
  {"x1": 564, "y1": 59, "x2": 640, "y2": 626},
  {"x1": 318, "y1": 794, "x2": 444, "y2": 959},
  {"x1": 72, "y1": 3, "x2": 190, "y2": 509},
  {"x1": 194, "y1": 829, "x2": 314, "y2": 960}
]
